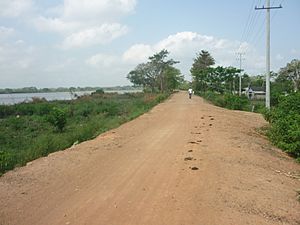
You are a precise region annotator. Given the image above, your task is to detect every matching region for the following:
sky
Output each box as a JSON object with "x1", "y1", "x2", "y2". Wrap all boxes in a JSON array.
[{"x1": 0, "y1": 0, "x2": 299, "y2": 88}]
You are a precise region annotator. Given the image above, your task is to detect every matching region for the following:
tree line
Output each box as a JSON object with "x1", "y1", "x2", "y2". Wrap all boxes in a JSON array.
[
  {"x1": 126, "y1": 49, "x2": 300, "y2": 161},
  {"x1": 127, "y1": 49, "x2": 300, "y2": 98}
]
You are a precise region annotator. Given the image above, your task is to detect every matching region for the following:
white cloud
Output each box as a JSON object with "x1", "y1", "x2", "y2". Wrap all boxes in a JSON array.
[
  {"x1": 291, "y1": 49, "x2": 300, "y2": 56},
  {"x1": 86, "y1": 53, "x2": 119, "y2": 68},
  {"x1": 34, "y1": 16, "x2": 80, "y2": 34},
  {"x1": 15, "y1": 40, "x2": 25, "y2": 45},
  {"x1": 122, "y1": 32, "x2": 265, "y2": 77},
  {"x1": 122, "y1": 44, "x2": 153, "y2": 64},
  {"x1": 31, "y1": 0, "x2": 136, "y2": 49},
  {"x1": 0, "y1": 0, "x2": 33, "y2": 18},
  {"x1": 0, "y1": 26, "x2": 15, "y2": 39},
  {"x1": 0, "y1": 41, "x2": 35, "y2": 70},
  {"x1": 61, "y1": 0, "x2": 137, "y2": 21},
  {"x1": 62, "y1": 23, "x2": 128, "y2": 49},
  {"x1": 276, "y1": 54, "x2": 284, "y2": 61}
]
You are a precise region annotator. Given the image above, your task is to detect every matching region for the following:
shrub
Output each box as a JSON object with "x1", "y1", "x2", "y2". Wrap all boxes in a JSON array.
[
  {"x1": 48, "y1": 107, "x2": 67, "y2": 132},
  {"x1": 0, "y1": 105, "x2": 14, "y2": 118},
  {"x1": 0, "y1": 151, "x2": 15, "y2": 173},
  {"x1": 223, "y1": 94, "x2": 249, "y2": 110},
  {"x1": 263, "y1": 92, "x2": 300, "y2": 159},
  {"x1": 95, "y1": 89, "x2": 105, "y2": 94},
  {"x1": 200, "y1": 91, "x2": 250, "y2": 110}
]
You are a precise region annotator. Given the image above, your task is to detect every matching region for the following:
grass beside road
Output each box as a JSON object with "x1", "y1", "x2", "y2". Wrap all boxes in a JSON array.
[
  {"x1": 199, "y1": 91, "x2": 265, "y2": 113},
  {"x1": 198, "y1": 91, "x2": 300, "y2": 162},
  {"x1": 0, "y1": 92, "x2": 169, "y2": 175}
]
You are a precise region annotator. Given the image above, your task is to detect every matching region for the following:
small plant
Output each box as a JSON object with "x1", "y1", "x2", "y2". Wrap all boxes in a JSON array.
[
  {"x1": 48, "y1": 107, "x2": 67, "y2": 132},
  {"x1": 0, "y1": 150, "x2": 14, "y2": 173},
  {"x1": 92, "y1": 89, "x2": 105, "y2": 95}
]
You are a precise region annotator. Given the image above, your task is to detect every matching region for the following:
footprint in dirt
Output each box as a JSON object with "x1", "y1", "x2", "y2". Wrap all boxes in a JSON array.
[
  {"x1": 189, "y1": 166, "x2": 199, "y2": 170},
  {"x1": 188, "y1": 150, "x2": 193, "y2": 152},
  {"x1": 188, "y1": 141, "x2": 199, "y2": 145},
  {"x1": 184, "y1": 157, "x2": 193, "y2": 161}
]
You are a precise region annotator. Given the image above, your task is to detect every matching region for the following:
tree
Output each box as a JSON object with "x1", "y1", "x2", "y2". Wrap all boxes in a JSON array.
[
  {"x1": 127, "y1": 50, "x2": 181, "y2": 92},
  {"x1": 148, "y1": 49, "x2": 179, "y2": 92},
  {"x1": 223, "y1": 67, "x2": 241, "y2": 93},
  {"x1": 191, "y1": 50, "x2": 215, "y2": 70},
  {"x1": 204, "y1": 66, "x2": 240, "y2": 94},
  {"x1": 240, "y1": 73, "x2": 250, "y2": 87},
  {"x1": 190, "y1": 50, "x2": 215, "y2": 92},
  {"x1": 164, "y1": 66, "x2": 184, "y2": 91},
  {"x1": 249, "y1": 75, "x2": 265, "y2": 87},
  {"x1": 278, "y1": 59, "x2": 300, "y2": 92}
]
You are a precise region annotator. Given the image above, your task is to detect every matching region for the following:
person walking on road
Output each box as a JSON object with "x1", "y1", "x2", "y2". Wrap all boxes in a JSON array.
[{"x1": 188, "y1": 88, "x2": 193, "y2": 99}]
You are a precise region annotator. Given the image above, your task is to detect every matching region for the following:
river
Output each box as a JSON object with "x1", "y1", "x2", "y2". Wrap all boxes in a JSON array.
[{"x1": 0, "y1": 90, "x2": 142, "y2": 105}]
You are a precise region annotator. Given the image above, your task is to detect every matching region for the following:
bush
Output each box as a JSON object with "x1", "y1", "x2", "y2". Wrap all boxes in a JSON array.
[
  {"x1": 48, "y1": 107, "x2": 67, "y2": 132},
  {"x1": 92, "y1": 89, "x2": 105, "y2": 95},
  {"x1": 0, "y1": 105, "x2": 14, "y2": 118},
  {"x1": 263, "y1": 92, "x2": 300, "y2": 159},
  {"x1": 200, "y1": 91, "x2": 250, "y2": 110},
  {"x1": 0, "y1": 151, "x2": 15, "y2": 174},
  {"x1": 223, "y1": 94, "x2": 249, "y2": 110},
  {"x1": 0, "y1": 92, "x2": 170, "y2": 174}
]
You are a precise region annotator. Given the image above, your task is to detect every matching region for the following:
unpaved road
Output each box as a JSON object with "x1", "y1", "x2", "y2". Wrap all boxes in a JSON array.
[{"x1": 0, "y1": 92, "x2": 299, "y2": 225}]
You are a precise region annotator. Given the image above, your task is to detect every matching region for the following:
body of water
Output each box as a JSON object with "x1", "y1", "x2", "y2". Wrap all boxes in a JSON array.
[{"x1": 0, "y1": 90, "x2": 142, "y2": 105}]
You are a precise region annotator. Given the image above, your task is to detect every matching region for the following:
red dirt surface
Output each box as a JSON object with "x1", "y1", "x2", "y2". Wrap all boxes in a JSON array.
[{"x1": 0, "y1": 92, "x2": 299, "y2": 225}]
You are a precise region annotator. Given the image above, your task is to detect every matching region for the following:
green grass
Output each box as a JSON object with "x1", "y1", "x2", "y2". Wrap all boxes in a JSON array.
[
  {"x1": 199, "y1": 91, "x2": 265, "y2": 113},
  {"x1": 199, "y1": 91, "x2": 300, "y2": 162},
  {"x1": 0, "y1": 92, "x2": 169, "y2": 175}
]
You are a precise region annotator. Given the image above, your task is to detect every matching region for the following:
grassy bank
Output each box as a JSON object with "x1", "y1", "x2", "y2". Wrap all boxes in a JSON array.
[
  {"x1": 0, "y1": 92, "x2": 169, "y2": 175},
  {"x1": 263, "y1": 92, "x2": 300, "y2": 162},
  {"x1": 199, "y1": 91, "x2": 265, "y2": 113},
  {"x1": 199, "y1": 91, "x2": 300, "y2": 162}
]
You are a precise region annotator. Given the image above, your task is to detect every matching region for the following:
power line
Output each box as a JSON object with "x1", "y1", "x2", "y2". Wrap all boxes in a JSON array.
[
  {"x1": 239, "y1": 0, "x2": 257, "y2": 45},
  {"x1": 238, "y1": 0, "x2": 263, "y2": 53}
]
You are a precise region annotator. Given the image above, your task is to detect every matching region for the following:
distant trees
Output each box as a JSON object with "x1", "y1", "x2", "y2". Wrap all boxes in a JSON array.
[
  {"x1": 190, "y1": 50, "x2": 241, "y2": 93},
  {"x1": 127, "y1": 50, "x2": 183, "y2": 92},
  {"x1": 278, "y1": 59, "x2": 300, "y2": 92},
  {"x1": 190, "y1": 50, "x2": 215, "y2": 92}
]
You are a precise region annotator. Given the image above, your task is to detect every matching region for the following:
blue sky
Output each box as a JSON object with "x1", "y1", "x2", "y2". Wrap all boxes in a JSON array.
[{"x1": 0, "y1": 0, "x2": 299, "y2": 88}]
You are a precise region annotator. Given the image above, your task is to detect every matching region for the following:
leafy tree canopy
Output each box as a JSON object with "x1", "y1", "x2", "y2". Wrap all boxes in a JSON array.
[
  {"x1": 127, "y1": 50, "x2": 182, "y2": 92},
  {"x1": 278, "y1": 59, "x2": 300, "y2": 92}
]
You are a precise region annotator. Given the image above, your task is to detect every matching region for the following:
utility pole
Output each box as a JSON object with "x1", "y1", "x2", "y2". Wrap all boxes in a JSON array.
[
  {"x1": 236, "y1": 52, "x2": 245, "y2": 96},
  {"x1": 255, "y1": 0, "x2": 282, "y2": 108}
]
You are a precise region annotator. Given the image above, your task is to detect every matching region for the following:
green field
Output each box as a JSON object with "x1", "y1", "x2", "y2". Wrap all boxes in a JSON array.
[{"x1": 0, "y1": 92, "x2": 169, "y2": 175}]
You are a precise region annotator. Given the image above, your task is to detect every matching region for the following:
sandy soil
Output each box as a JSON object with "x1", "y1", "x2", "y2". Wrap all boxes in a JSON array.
[{"x1": 0, "y1": 92, "x2": 299, "y2": 225}]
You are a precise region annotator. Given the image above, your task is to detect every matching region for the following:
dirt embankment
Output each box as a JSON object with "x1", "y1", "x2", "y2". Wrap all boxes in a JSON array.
[{"x1": 0, "y1": 92, "x2": 299, "y2": 225}]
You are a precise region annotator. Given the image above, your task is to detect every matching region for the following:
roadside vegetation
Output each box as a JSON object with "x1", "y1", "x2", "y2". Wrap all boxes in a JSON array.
[
  {"x1": 1, "y1": 47, "x2": 298, "y2": 175},
  {"x1": 0, "y1": 49, "x2": 184, "y2": 175},
  {"x1": 0, "y1": 92, "x2": 169, "y2": 175},
  {"x1": 190, "y1": 50, "x2": 300, "y2": 161},
  {"x1": 263, "y1": 92, "x2": 300, "y2": 161}
]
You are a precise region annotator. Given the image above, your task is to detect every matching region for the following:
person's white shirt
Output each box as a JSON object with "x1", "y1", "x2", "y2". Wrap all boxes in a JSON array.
[{"x1": 188, "y1": 88, "x2": 193, "y2": 94}]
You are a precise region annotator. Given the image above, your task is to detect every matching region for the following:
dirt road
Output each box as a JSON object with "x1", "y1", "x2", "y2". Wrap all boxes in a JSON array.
[{"x1": 1, "y1": 92, "x2": 299, "y2": 225}]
